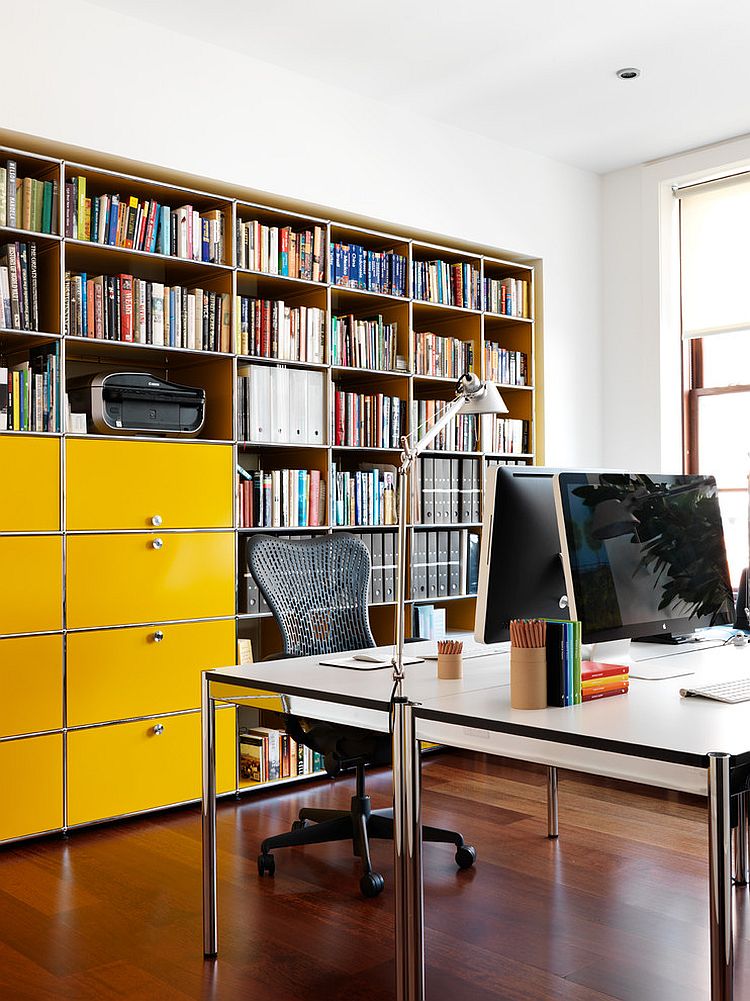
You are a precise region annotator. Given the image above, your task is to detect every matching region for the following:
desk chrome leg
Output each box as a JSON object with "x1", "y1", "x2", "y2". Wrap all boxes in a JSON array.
[
  {"x1": 392, "y1": 698, "x2": 424, "y2": 1001},
  {"x1": 202, "y1": 673, "x2": 218, "y2": 958},
  {"x1": 709, "y1": 753, "x2": 733, "y2": 1001},
  {"x1": 733, "y1": 791, "x2": 749, "y2": 887},
  {"x1": 547, "y1": 766, "x2": 559, "y2": 839}
]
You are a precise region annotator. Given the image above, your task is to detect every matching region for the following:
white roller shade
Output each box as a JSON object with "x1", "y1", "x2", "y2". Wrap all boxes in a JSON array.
[{"x1": 678, "y1": 173, "x2": 750, "y2": 340}]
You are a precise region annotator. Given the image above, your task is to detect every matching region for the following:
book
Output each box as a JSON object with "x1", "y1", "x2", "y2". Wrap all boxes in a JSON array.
[
  {"x1": 236, "y1": 467, "x2": 327, "y2": 529},
  {"x1": 484, "y1": 342, "x2": 528, "y2": 386},
  {"x1": 581, "y1": 661, "x2": 630, "y2": 682},
  {"x1": 489, "y1": 417, "x2": 530, "y2": 455},
  {"x1": 0, "y1": 240, "x2": 39, "y2": 330},
  {"x1": 331, "y1": 462, "x2": 397, "y2": 527},
  {"x1": 483, "y1": 275, "x2": 530, "y2": 318},
  {"x1": 410, "y1": 400, "x2": 478, "y2": 453}
]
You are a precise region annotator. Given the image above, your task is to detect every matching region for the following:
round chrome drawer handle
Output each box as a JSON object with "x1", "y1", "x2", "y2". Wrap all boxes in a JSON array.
[
  {"x1": 151, "y1": 515, "x2": 163, "y2": 527},
  {"x1": 153, "y1": 630, "x2": 165, "y2": 643},
  {"x1": 152, "y1": 538, "x2": 164, "y2": 550},
  {"x1": 153, "y1": 723, "x2": 165, "y2": 736}
]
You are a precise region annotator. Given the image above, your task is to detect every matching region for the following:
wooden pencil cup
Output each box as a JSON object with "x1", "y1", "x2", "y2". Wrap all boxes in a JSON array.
[
  {"x1": 510, "y1": 646, "x2": 547, "y2": 709},
  {"x1": 437, "y1": 653, "x2": 463, "y2": 680}
]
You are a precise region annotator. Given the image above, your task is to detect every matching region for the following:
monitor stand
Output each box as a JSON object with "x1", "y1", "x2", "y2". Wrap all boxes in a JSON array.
[{"x1": 582, "y1": 638, "x2": 698, "y2": 681}]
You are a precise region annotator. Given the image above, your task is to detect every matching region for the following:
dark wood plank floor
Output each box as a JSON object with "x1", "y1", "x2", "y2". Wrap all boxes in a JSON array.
[{"x1": 0, "y1": 750, "x2": 747, "y2": 1001}]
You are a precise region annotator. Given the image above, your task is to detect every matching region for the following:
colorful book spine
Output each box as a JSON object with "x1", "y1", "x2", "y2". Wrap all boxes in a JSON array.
[
  {"x1": 412, "y1": 259, "x2": 480, "y2": 309},
  {"x1": 236, "y1": 219, "x2": 325, "y2": 282},
  {"x1": 333, "y1": 389, "x2": 404, "y2": 448},
  {"x1": 329, "y1": 242, "x2": 407, "y2": 297},
  {"x1": 331, "y1": 313, "x2": 398, "y2": 370},
  {"x1": 413, "y1": 331, "x2": 474, "y2": 378},
  {"x1": 236, "y1": 468, "x2": 326, "y2": 529},
  {"x1": 235, "y1": 296, "x2": 325, "y2": 363}
]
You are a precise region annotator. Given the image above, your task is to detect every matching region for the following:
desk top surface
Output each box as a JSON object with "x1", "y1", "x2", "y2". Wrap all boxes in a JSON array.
[{"x1": 208, "y1": 640, "x2": 750, "y2": 768}]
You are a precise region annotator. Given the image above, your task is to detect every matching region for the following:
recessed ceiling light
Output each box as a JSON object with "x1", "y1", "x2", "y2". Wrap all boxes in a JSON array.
[{"x1": 616, "y1": 67, "x2": 641, "y2": 80}]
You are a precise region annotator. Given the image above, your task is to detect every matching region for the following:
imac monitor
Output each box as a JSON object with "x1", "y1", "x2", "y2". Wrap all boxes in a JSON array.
[
  {"x1": 554, "y1": 471, "x2": 734, "y2": 645},
  {"x1": 475, "y1": 466, "x2": 569, "y2": 643}
]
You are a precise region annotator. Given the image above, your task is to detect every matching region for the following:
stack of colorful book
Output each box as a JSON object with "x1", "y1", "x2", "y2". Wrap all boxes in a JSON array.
[
  {"x1": 581, "y1": 661, "x2": 629, "y2": 702},
  {"x1": 544, "y1": 619, "x2": 582, "y2": 706}
]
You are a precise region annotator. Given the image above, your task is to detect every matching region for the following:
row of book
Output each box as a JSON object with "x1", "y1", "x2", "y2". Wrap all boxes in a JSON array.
[
  {"x1": 412, "y1": 529, "x2": 480, "y2": 600},
  {"x1": 0, "y1": 343, "x2": 60, "y2": 432},
  {"x1": 332, "y1": 463, "x2": 398, "y2": 527},
  {"x1": 411, "y1": 399, "x2": 479, "y2": 452},
  {"x1": 0, "y1": 241, "x2": 39, "y2": 330},
  {"x1": 1, "y1": 161, "x2": 58, "y2": 234},
  {"x1": 237, "y1": 467, "x2": 327, "y2": 529},
  {"x1": 413, "y1": 457, "x2": 481, "y2": 525},
  {"x1": 413, "y1": 604, "x2": 447, "y2": 639},
  {"x1": 330, "y1": 460, "x2": 394, "y2": 528},
  {"x1": 330, "y1": 243, "x2": 407, "y2": 297},
  {"x1": 239, "y1": 726, "x2": 324, "y2": 783},
  {"x1": 489, "y1": 418, "x2": 530, "y2": 454},
  {"x1": 331, "y1": 313, "x2": 399, "y2": 371},
  {"x1": 238, "y1": 364, "x2": 326, "y2": 445},
  {"x1": 333, "y1": 389, "x2": 406, "y2": 449},
  {"x1": 65, "y1": 272, "x2": 230, "y2": 351},
  {"x1": 413, "y1": 331, "x2": 474, "y2": 379},
  {"x1": 484, "y1": 275, "x2": 530, "y2": 318},
  {"x1": 236, "y1": 219, "x2": 325, "y2": 282},
  {"x1": 412, "y1": 260, "x2": 480, "y2": 310},
  {"x1": 360, "y1": 530, "x2": 398, "y2": 604},
  {"x1": 484, "y1": 343, "x2": 528, "y2": 386},
  {"x1": 543, "y1": 620, "x2": 582, "y2": 706},
  {"x1": 65, "y1": 176, "x2": 225, "y2": 264},
  {"x1": 236, "y1": 296, "x2": 325, "y2": 363}
]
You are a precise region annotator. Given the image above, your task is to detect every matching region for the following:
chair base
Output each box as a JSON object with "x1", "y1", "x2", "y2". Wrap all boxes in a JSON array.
[{"x1": 258, "y1": 790, "x2": 475, "y2": 897}]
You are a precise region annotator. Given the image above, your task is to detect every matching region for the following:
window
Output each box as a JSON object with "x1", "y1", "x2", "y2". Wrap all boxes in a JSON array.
[{"x1": 679, "y1": 175, "x2": 750, "y2": 587}]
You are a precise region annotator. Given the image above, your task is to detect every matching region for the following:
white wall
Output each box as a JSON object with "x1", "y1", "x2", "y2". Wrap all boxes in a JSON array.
[
  {"x1": 602, "y1": 134, "x2": 750, "y2": 470},
  {"x1": 6, "y1": 0, "x2": 603, "y2": 465}
]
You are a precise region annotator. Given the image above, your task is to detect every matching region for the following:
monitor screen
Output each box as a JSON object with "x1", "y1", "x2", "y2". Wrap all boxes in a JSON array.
[
  {"x1": 554, "y1": 471, "x2": 734, "y2": 643},
  {"x1": 475, "y1": 466, "x2": 569, "y2": 643}
]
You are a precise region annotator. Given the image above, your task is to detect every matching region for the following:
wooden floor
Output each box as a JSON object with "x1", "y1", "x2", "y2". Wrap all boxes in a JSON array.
[{"x1": 0, "y1": 750, "x2": 748, "y2": 1001}]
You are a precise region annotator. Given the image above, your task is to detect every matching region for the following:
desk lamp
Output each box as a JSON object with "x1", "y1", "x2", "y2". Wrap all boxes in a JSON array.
[{"x1": 391, "y1": 372, "x2": 508, "y2": 691}]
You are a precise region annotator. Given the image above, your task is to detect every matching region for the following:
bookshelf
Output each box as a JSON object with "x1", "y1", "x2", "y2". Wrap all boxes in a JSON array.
[{"x1": 0, "y1": 135, "x2": 540, "y2": 845}]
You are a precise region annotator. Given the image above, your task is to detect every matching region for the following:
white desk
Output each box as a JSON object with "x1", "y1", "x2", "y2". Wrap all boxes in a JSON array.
[{"x1": 201, "y1": 640, "x2": 750, "y2": 1001}]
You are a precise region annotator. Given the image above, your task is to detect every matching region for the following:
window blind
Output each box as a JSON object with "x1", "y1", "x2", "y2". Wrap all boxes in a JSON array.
[{"x1": 677, "y1": 172, "x2": 750, "y2": 340}]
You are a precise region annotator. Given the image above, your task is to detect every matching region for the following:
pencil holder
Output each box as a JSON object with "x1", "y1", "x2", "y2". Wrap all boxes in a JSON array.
[
  {"x1": 437, "y1": 653, "x2": 463, "y2": 680},
  {"x1": 510, "y1": 646, "x2": 547, "y2": 710}
]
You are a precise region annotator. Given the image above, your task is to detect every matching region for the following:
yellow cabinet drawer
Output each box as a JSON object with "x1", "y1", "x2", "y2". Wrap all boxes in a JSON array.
[
  {"x1": 66, "y1": 439, "x2": 233, "y2": 530},
  {"x1": 67, "y1": 708, "x2": 236, "y2": 826},
  {"x1": 0, "y1": 634, "x2": 63, "y2": 737},
  {"x1": 0, "y1": 734, "x2": 63, "y2": 841},
  {"x1": 0, "y1": 436, "x2": 60, "y2": 532},
  {"x1": 67, "y1": 619, "x2": 237, "y2": 726},
  {"x1": 0, "y1": 536, "x2": 62, "y2": 635},
  {"x1": 66, "y1": 531, "x2": 235, "y2": 629}
]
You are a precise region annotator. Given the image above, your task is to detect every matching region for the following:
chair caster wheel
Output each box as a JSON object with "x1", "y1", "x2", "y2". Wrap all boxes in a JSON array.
[
  {"x1": 257, "y1": 852, "x2": 276, "y2": 877},
  {"x1": 291, "y1": 819, "x2": 308, "y2": 832},
  {"x1": 360, "y1": 872, "x2": 385, "y2": 898},
  {"x1": 455, "y1": 845, "x2": 477, "y2": 870}
]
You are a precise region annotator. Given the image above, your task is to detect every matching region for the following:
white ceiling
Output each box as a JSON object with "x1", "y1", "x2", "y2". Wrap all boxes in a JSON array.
[{"x1": 87, "y1": 0, "x2": 750, "y2": 174}]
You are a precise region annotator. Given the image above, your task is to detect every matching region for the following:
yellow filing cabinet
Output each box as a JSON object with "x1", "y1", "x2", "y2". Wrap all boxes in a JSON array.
[
  {"x1": 0, "y1": 436, "x2": 60, "y2": 532},
  {"x1": 66, "y1": 531, "x2": 235, "y2": 629},
  {"x1": 0, "y1": 536, "x2": 63, "y2": 635},
  {"x1": 65, "y1": 439, "x2": 233, "y2": 530},
  {"x1": 0, "y1": 734, "x2": 63, "y2": 841},
  {"x1": 66, "y1": 708, "x2": 236, "y2": 826},
  {"x1": 0, "y1": 634, "x2": 63, "y2": 738},
  {"x1": 67, "y1": 619, "x2": 237, "y2": 726}
]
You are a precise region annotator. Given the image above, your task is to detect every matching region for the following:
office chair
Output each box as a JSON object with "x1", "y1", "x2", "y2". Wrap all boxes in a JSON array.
[{"x1": 247, "y1": 533, "x2": 476, "y2": 897}]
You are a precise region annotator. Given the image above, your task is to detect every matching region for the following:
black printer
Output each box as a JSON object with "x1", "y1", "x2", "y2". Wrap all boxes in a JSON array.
[{"x1": 67, "y1": 372, "x2": 206, "y2": 436}]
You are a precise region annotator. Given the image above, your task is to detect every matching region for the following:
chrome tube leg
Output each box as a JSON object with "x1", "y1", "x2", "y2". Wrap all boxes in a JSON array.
[
  {"x1": 392, "y1": 698, "x2": 424, "y2": 1001},
  {"x1": 733, "y1": 791, "x2": 749, "y2": 886},
  {"x1": 547, "y1": 766, "x2": 559, "y2": 839},
  {"x1": 708, "y1": 753, "x2": 733, "y2": 1001},
  {"x1": 202, "y1": 673, "x2": 218, "y2": 958}
]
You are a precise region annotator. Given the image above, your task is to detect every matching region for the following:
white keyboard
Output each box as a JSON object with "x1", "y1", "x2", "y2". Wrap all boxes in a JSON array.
[{"x1": 680, "y1": 678, "x2": 750, "y2": 704}]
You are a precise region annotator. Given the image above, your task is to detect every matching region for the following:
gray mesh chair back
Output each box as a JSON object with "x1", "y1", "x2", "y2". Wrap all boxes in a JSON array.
[{"x1": 246, "y1": 534, "x2": 376, "y2": 657}]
